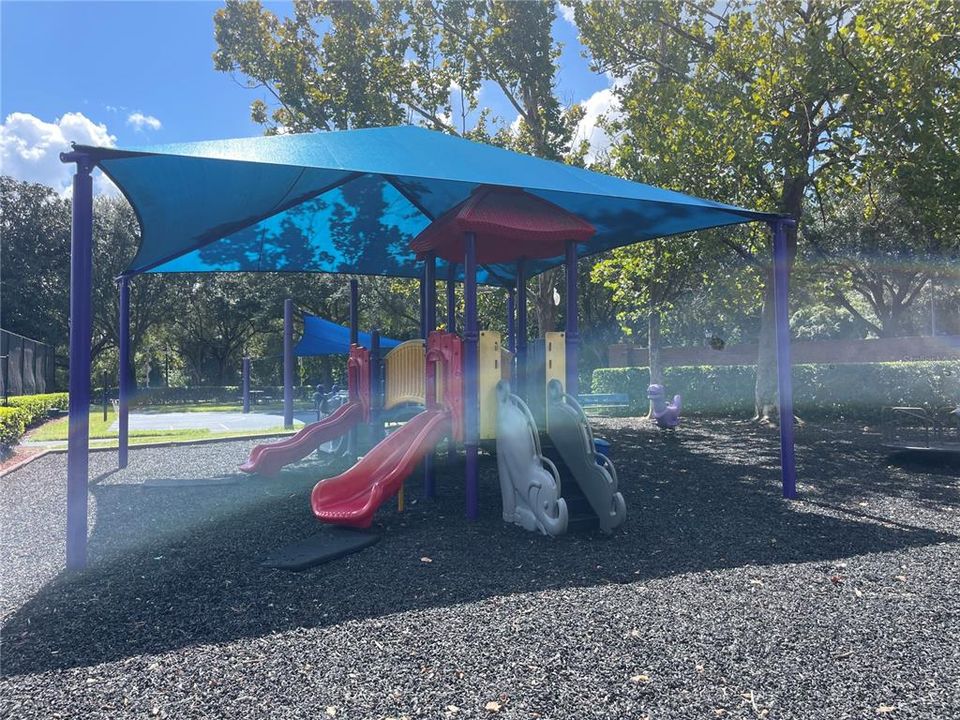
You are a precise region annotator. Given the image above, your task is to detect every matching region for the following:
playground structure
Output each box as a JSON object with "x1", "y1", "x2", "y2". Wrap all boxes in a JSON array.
[
  {"x1": 881, "y1": 405, "x2": 960, "y2": 454},
  {"x1": 311, "y1": 331, "x2": 463, "y2": 527},
  {"x1": 233, "y1": 184, "x2": 638, "y2": 533},
  {"x1": 237, "y1": 277, "x2": 624, "y2": 534},
  {"x1": 648, "y1": 384, "x2": 682, "y2": 429},
  {"x1": 545, "y1": 379, "x2": 626, "y2": 532},
  {"x1": 239, "y1": 345, "x2": 370, "y2": 476},
  {"x1": 495, "y1": 380, "x2": 568, "y2": 535},
  {"x1": 59, "y1": 125, "x2": 796, "y2": 568}
]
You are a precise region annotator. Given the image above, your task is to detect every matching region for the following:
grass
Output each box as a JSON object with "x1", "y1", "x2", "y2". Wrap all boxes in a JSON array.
[
  {"x1": 25, "y1": 408, "x2": 299, "y2": 450},
  {"x1": 29, "y1": 409, "x2": 121, "y2": 442}
]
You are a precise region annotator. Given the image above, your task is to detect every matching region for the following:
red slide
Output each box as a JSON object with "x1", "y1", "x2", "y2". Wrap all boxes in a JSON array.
[
  {"x1": 239, "y1": 402, "x2": 363, "y2": 476},
  {"x1": 311, "y1": 409, "x2": 450, "y2": 528}
]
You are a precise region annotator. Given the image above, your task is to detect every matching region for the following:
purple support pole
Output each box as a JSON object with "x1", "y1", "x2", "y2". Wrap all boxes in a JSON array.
[
  {"x1": 349, "y1": 278, "x2": 359, "y2": 347},
  {"x1": 446, "y1": 262, "x2": 457, "y2": 334},
  {"x1": 564, "y1": 240, "x2": 579, "y2": 397},
  {"x1": 347, "y1": 280, "x2": 360, "y2": 456},
  {"x1": 446, "y1": 263, "x2": 457, "y2": 462},
  {"x1": 516, "y1": 259, "x2": 528, "y2": 400},
  {"x1": 424, "y1": 253, "x2": 437, "y2": 498},
  {"x1": 507, "y1": 288, "x2": 516, "y2": 353},
  {"x1": 419, "y1": 270, "x2": 427, "y2": 339},
  {"x1": 772, "y1": 219, "x2": 798, "y2": 499},
  {"x1": 118, "y1": 276, "x2": 130, "y2": 468},
  {"x1": 283, "y1": 298, "x2": 294, "y2": 429},
  {"x1": 62, "y1": 151, "x2": 94, "y2": 570},
  {"x1": 425, "y1": 253, "x2": 437, "y2": 335},
  {"x1": 464, "y1": 233, "x2": 479, "y2": 520},
  {"x1": 242, "y1": 357, "x2": 251, "y2": 414},
  {"x1": 370, "y1": 330, "x2": 383, "y2": 442}
]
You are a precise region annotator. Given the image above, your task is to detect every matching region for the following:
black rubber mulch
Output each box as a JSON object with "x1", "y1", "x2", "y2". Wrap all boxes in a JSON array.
[{"x1": 1, "y1": 418, "x2": 958, "y2": 719}]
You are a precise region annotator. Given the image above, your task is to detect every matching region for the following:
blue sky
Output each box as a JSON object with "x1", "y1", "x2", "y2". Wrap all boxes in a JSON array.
[{"x1": 0, "y1": 1, "x2": 615, "y2": 195}]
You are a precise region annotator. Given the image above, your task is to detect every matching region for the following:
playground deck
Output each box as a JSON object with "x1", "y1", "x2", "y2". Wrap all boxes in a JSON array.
[{"x1": 2, "y1": 419, "x2": 958, "y2": 719}]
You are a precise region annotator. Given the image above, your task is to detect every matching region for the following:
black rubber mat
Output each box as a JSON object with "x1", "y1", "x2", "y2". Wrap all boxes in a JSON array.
[
  {"x1": 142, "y1": 476, "x2": 240, "y2": 488},
  {"x1": 261, "y1": 527, "x2": 381, "y2": 571}
]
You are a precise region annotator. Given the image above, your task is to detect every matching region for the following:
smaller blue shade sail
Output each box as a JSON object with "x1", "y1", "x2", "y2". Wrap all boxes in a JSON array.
[
  {"x1": 77, "y1": 125, "x2": 781, "y2": 285},
  {"x1": 295, "y1": 315, "x2": 401, "y2": 357}
]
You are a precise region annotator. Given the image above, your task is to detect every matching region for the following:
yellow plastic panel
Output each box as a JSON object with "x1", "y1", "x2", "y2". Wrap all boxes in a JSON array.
[
  {"x1": 478, "y1": 331, "x2": 502, "y2": 440},
  {"x1": 384, "y1": 340, "x2": 425, "y2": 409},
  {"x1": 544, "y1": 331, "x2": 565, "y2": 426},
  {"x1": 544, "y1": 332, "x2": 566, "y2": 393}
]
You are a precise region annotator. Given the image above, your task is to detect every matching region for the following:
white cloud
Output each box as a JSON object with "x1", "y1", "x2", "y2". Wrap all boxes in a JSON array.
[
  {"x1": 126, "y1": 112, "x2": 162, "y2": 131},
  {"x1": 573, "y1": 86, "x2": 622, "y2": 163},
  {"x1": 557, "y1": 2, "x2": 576, "y2": 26},
  {"x1": 0, "y1": 111, "x2": 118, "y2": 196}
]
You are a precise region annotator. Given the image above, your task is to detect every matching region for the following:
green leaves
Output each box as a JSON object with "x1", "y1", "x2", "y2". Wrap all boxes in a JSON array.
[
  {"x1": 212, "y1": 0, "x2": 575, "y2": 155},
  {"x1": 0, "y1": 177, "x2": 71, "y2": 352},
  {"x1": 578, "y1": 0, "x2": 959, "y2": 402}
]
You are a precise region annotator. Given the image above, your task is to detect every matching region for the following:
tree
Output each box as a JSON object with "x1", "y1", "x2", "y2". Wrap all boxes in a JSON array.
[
  {"x1": 573, "y1": 260, "x2": 619, "y2": 380},
  {"x1": 804, "y1": 183, "x2": 958, "y2": 337},
  {"x1": 0, "y1": 177, "x2": 71, "y2": 357},
  {"x1": 1, "y1": 179, "x2": 178, "y2": 387},
  {"x1": 851, "y1": 0, "x2": 960, "y2": 242},
  {"x1": 593, "y1": 235, "x2": 718, "y2": 412},
  {"x1": 213, "y1": 0, "x2": 582, "y2": 335},
  {"x1": 574, "y1": 0, "x2": 959, "y2": 420},
  {"x1": 90, "y1": 196, "x2": 171, "y2": 385},
  {"x1": 166, "y1": 276, "x2": 265, "y2": 385}
]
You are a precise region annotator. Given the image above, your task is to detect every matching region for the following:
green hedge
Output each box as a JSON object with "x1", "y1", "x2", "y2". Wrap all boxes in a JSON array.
[
  {"x1": 5, "y1": 392, "x2": 70, "y2": 426},
  {"x1": 129, "y1": 386, "x2": 304, "y2": 406},
  {"x1": 0, "y1": 406, "x2": 28, "y2": 447},
  {"x1": 591, "y1": 361, "x2": 960, "y2": 417},
  {"x1": 1, "y1": 392, "x2": 68, "y2": 450}
]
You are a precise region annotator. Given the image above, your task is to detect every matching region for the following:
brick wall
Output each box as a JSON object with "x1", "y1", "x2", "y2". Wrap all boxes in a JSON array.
[{"x1": 608, "y1": 335, "x2": 960, "y2": 368}]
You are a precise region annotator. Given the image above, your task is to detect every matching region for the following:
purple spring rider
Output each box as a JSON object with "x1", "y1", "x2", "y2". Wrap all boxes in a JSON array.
[{"x1": 647, "y1": 384, "x2": 682, "y2": 429}]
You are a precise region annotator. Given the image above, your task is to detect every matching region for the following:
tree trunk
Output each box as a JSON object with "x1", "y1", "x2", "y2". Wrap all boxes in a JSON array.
[
  {"x1": 535, "y1": 269, "x2": 559, "y2": 335},
  {"x1": 215, "y1": 355, "x2": 230, "y2": 386},
  {"x1": 930, "y1": 277, "x2": 938, "y2": 336},
  {"x1": 125, "y1": 335, "x2": 141, "y2": 391},
  {"x1": 754, "y1": 267, "x2": 779, "y2": 421},
  {"x1": 753, "y1": 177, "x2": 803, "y2": 421},
  {"x1": 647, "y1": 306, "x2": 663, "y2": 419},
  {"x1": 647, "y1": 239, "x2": 664, "y2": 418}
]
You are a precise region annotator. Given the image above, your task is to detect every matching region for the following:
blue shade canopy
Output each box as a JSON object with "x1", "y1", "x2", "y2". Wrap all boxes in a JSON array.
[
  {"x1": 77, "y1": 126, "x2": 779, "y2": 285},
  {"x1": 296, "y1": 315, "x2": 401, "y2": 357}
]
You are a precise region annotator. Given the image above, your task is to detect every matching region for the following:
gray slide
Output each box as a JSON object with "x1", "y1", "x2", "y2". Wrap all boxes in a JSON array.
[
  {"x1": 546, "y1": 379, "x2": 626, "y2": 533},
  {"x1": 495, "y1": 381, "x2": 569, "y2": 536}
]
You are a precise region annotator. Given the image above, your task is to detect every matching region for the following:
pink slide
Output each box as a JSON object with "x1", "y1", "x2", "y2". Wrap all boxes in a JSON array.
[
  {"x1": 311, "y1": 409, "x2": 450, "y2": 528},
  {"x1": 239, "y1": 402, "x2": 363, "y2": 476}
]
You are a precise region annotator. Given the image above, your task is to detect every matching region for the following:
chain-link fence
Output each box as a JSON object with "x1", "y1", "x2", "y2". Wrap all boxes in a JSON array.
[{"x1": 1, "y1": 329, "x2": 57, "y2": 397}]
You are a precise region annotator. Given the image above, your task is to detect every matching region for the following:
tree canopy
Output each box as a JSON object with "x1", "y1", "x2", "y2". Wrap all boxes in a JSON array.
[
  {"x1": 575, "y1": 0, "x2": 959, "y2": 416},
  {"x1": 2, "y1": 0, "x2": 957, "y2": 410}
]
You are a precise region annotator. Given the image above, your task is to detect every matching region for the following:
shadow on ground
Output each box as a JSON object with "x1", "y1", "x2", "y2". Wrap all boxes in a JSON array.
[
  {"x1": 2, "y1": 418, "x2": 956, "y2": 677},
  {"x1": 796, "y1": 424, "x2": 960, "y2": 509}
]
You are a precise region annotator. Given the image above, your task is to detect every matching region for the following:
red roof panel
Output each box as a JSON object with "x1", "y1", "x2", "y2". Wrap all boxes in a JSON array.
[{"x1": 411, "y1": 185, "x2": 594, "y2": 264}]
